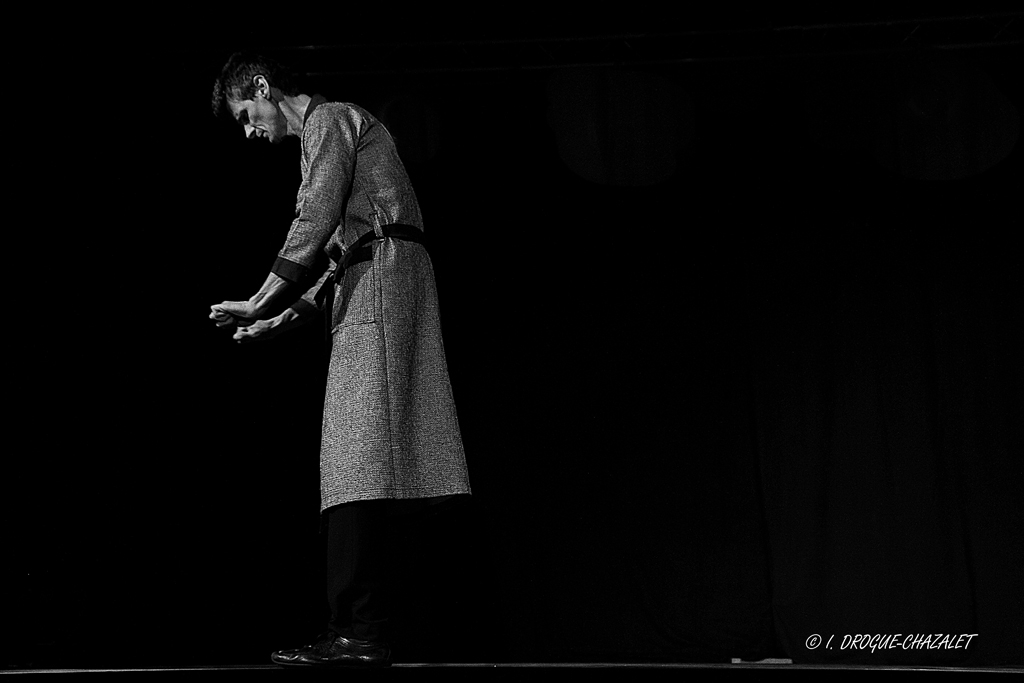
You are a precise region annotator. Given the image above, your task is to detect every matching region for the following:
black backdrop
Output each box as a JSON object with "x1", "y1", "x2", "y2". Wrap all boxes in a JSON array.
[{"x1": 6, "y1": 12, "x2": 1022, "y2": 669}]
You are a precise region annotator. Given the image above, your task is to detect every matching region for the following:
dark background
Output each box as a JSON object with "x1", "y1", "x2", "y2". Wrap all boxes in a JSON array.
[{"x1": 6, "y1": 8, "x2": 1022, "y2": 669}]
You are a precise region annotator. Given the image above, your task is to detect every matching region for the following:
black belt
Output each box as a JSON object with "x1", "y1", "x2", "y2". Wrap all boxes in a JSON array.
[
  {"x1": 329, "y1": 224, "x2": 426, "y2": 283},
  {"x1": 319, "y1": 224, "x2": 426, "y2": 344}
]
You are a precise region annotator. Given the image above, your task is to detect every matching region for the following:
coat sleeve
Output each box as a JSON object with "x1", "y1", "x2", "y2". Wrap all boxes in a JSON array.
[{"x1": 271, "y1": 109, "x2": 358, "y2": 284}]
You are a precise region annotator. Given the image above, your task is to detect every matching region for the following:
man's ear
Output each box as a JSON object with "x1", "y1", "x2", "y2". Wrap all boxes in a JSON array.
[{"x1": 252, "y1": 75, "x2": 271, "y2": 99}]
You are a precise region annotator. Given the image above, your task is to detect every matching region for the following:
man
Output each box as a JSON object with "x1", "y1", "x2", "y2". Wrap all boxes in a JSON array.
[{"x1": 209, "y1": 52, "x2": 471, "y2": 667}]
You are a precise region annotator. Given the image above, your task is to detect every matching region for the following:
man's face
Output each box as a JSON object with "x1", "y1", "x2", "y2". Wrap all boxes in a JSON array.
[{"x1": 227, "y1": 91, "x2": 288, "y2": 144}]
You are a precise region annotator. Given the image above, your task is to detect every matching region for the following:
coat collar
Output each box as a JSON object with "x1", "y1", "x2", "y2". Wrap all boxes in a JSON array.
[{"x1": 304, "y1": 94, "x2": 328, "y2": 126}]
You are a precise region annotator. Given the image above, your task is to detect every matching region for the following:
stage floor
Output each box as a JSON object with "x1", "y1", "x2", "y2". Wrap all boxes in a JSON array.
[{"x1": 2, "y1": 662, "x2": 1020, "y2": 677}]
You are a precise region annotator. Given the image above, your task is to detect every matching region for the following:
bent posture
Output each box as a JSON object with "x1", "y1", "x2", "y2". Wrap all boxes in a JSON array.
[{"x1": 210, "y1": 52, "x2": 471, "y2": 667}]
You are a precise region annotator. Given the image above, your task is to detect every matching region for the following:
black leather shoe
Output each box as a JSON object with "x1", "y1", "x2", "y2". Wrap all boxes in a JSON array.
[{"x1": 271, "y1": 631, "x2": 391, "y2": 667}]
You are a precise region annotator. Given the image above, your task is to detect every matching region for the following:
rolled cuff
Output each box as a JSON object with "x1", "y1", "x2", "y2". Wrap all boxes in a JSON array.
[
  {"x1": 272, "y1": 256, "x2": 309, "y2": 284},
  {"x1": 290, "y1": 298, "x2": 320, "y2": 318}
]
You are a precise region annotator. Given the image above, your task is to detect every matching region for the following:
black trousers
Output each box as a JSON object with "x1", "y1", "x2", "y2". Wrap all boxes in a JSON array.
[{"x1": 324, "y1": 500, "x2": 391, "y2": 642}]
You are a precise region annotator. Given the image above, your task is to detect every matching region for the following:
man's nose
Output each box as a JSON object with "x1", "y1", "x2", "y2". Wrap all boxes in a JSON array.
[{"x1": 244, "y1": 124, "x2": 256, "y2": 139}]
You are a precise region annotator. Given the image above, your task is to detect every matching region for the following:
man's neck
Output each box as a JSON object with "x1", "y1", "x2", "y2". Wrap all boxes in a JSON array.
[{"x1": 279, "y1": 93, "x2": 313, "y2": 137}]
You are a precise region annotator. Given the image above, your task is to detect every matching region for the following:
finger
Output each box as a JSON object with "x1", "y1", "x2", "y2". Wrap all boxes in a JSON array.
[
  {"x1": 211, "y1": 310, "x2": 237, "y2": 327},
  {"x1": 234, "y1": 324, "x2": 268, "y2": 343}
]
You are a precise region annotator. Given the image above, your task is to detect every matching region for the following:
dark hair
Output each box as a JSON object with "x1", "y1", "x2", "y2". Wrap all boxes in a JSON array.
[{"x1": 211, "y1": 52, "x2": 301, "y2": 118}]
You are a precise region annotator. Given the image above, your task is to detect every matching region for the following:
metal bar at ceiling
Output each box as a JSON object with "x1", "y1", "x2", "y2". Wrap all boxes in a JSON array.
[{"x1": 262, "y1": 12, "x2": 1022, "y2": 76}]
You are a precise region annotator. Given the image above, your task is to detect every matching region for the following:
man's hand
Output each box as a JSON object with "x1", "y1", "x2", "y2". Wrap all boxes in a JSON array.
[
  {"x1": 209, "y1": 273, "x2": 292, "y2": 327},
  {"x1": 229, "y1": 308, "x2": 309, "y2": 344},
  {"x1": 210, "y1": 301, "x2": 258, "y2": 328}
]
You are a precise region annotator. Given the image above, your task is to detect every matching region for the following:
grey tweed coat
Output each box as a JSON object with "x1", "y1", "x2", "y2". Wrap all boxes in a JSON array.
[{"x1": 272, "y1": 97, "x2": 471, "y2": 511}]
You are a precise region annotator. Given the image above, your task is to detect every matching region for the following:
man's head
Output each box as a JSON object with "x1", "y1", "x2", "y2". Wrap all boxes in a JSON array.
[{"x1": 211, "y1": 52, "x2": 301, "y2": 144}]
